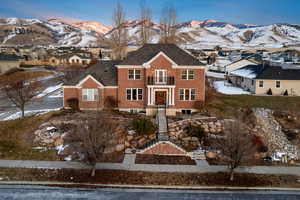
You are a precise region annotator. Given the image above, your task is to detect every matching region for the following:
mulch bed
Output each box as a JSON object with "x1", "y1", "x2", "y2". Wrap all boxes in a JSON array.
[
  {"x1": 97, "y1": 152, "x2": 125, "y2": 163},
  {"x1": 135, "y1": 154, "x2": 196, "y2": 165},
  {"x1": 1, "y1": 168, "x2": 299, "y2": 188}
]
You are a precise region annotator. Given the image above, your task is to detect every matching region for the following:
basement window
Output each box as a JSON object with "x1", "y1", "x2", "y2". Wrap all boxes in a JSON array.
[{"x1": 181, "y1": 110, "x2": 192, "y2": 115}]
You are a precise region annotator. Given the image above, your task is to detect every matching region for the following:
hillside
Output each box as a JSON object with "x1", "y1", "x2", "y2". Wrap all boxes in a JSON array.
[
  {"x1": 0, "y1": 18, "x2": 108, "y2": 47},
  {"x1": 0, "y1": 17, "x2": 300, "y2": 48}
]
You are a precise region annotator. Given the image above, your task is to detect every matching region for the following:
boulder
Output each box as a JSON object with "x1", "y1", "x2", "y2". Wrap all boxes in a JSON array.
[{"x1": 115, "y1": 144, "x2": 125, "y2": 152}]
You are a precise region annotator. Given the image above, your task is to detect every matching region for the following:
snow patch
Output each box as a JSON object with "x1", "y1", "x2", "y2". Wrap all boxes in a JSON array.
[{"x1": 213, "y1": 81, "x2": 251, "y2": 95}]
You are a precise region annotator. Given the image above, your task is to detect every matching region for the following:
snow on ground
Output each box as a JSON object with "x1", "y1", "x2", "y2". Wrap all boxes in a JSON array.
[
  {"x1": 76, "y1": 34, "x2": 97, "y2": 47},
  {"x1": 2, "y1": 32, "x2": 16, "y2": 44},
  {"x1": 48, "y1": 88, "x2": 63, "y2": 98},
  {"x1": 2, "y1": 108, "x2": 61, "y2": 121},
  {"x1": 206, "y1": 71, "x2": 226, "y2": 79},
  {"x1": 213, "y1": 81, "x2": 251, "y2": 95},
  {"x1": 36, "y1": 84, "x2": 63, "y2": 98},
  {"x1": 230, "y1": 68, "x2": 257, "y2": 79}
]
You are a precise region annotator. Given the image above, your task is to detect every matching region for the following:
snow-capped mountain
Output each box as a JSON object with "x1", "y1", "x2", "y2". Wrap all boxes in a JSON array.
[
  {"x1": 0, "y1": 18, "x2": 107, "y2": 47},
  {"x1": 105, "y1": 19, "x2": 300, "y2": 49},
  {"x1": 72, "y1": 21, "x2": 111, "y2": 35},
  {"x1": 0, "y1": 17, "x2": 299, "y2": 49}
]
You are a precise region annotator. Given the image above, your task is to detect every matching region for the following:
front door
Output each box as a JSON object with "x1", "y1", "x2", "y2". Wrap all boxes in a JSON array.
[{"x1": 155, "y1": 91, "x2": 166, "y2": 105}]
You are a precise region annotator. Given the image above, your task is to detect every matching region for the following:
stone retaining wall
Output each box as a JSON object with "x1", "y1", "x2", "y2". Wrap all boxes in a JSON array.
[
  {"x1": 168, "y1": 117, "x2": 225, "y2": 150},
  {"x1": 252, "y1": 108, "x2": 299, "y2": 160}
]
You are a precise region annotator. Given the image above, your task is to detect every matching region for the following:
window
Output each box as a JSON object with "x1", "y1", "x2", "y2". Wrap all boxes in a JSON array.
[
  {"x1": 259, "y1": 81, "x2": 264, "y2": 88},
  {"x1": 82, "y1": 88, "x2": 99, "y2": 101},
  {"x1": 126, "y1": 88, "x2": 143, "y2": 100},
  {"x1": 179, "y1": 88, "x2": 196, "y2": 101},
  {"x1": 182, "y1": 110, "x2": 192, "y2": 115},
  {"x1": 128, "y1": 69, "x2": 141, "y2": 80},
  {"x1": 181, "y1": 69, "x2": 194, "y2": 80},
  {"x1": 251, "y1": 80, "x2": 254, "y2": 86},
  {"x1": 276, "y1": 81, "x2": 281, "y2": 88},
  {"x1": 155, "y1": 70, "x2": 167, "y2": 83}
]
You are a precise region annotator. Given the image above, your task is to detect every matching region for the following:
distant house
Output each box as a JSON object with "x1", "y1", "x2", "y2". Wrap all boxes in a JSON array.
[
  {"x1": 228, "y1": 63, "x2": 300, "y2": 96},
  {"x1": 225, "y1": 58, "x2": 261, "y2": 73},
  {"x1": 0, "y1": 53, "x2": 21, "y2": 75},
  {"x1": 63, "y1": 44, "x2": 206, "y2": 116},
  {"x1": 69, "y1": 55, "x2": 91, "y2": 65},
  {"x1": 49, "y1": 54, "x2": 91, "y2": 66}
]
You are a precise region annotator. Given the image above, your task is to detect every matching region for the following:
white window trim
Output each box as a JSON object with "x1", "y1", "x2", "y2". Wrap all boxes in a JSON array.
[
  {"x1": 181, "y1": 69, "x2": 194, "y2": 80},
  {"x1": 128, "y1": 69, "x2": 141, "y2": 80},
  {"x1": 82, "y1": 88, "x2": 99, "y2": 102},
  {"x1": 155, "y1": 69, "x2": 167, "y2": 84},
  {"x1": 275, "y1": 80, "x2": 281, "y2": 88},
  {"x1": 258, "y1": 80, "x2": 264, "y2": 88},
  {"x1": 126, "y1": 88, "x2": 143, "y2": 101},
  {"x1": 179, "y1": 88, "x2": 196, "y2": 101}
]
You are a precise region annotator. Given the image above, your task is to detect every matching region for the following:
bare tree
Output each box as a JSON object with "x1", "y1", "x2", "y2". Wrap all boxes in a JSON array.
[
  {"x1": 160, "y1": 4, "x2": 177, "y2": 44},
  {"x1": 215, "y1": 120, "x2": 256, "y2": 181},
  {"x1": 109, "y1": 2, "x2": 128, "y2": 60},
  {"x1": 0, "y1": 74, "x2": 41, "y2": 118},
  {"x1": 139, "y1": 0, "x2": 152, "y2": 45},
  {"x1": 74, "y1": 112, "x2": 115, "y2": 176}
]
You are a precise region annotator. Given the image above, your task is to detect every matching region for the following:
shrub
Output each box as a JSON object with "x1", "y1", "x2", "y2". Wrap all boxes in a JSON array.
[
  {"x1": 132, "y1": 118, "x2": 156, "y2": 136},
  {"x1": 66, "y1": 98, "x2": 80, "y2": 111},
  {"x1": 104, "y1": 96, "x2": 118, "y2": 110},
  {"x1": 186, "y1": 124, "x2": 206, "y2": 142},
  {"x1": 283, "y1": 90, "x2": 288, "y2": 96},
  {"x1": 266, "y1": 88, "x2": 273, "y2": 95}
]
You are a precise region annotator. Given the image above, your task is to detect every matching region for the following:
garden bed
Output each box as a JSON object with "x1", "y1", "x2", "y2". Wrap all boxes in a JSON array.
[
  {"x1": 0, "y1": 168, "x2": 299, "y2": 188},
  {"x1": 135, "y1": 154, "x2": 196, "y2": 165}
]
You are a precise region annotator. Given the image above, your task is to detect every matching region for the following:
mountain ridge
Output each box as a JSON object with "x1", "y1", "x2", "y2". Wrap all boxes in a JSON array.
[{"x1": 0, "y1": 17, "x2": 299, "y2": 49}]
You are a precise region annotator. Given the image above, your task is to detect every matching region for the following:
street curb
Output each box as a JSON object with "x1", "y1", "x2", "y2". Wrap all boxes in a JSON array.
[{"x1": 0, "y1": 181, "x2": 300, "y2": 191}]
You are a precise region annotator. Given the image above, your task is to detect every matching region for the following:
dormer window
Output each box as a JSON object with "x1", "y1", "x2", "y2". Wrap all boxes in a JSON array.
[
  {"x1": 128, "y1": 69, "x2": 141, "y2": 80},
  {"x1": 181, "y1": 69, "x2": 194, "y2": 80}
]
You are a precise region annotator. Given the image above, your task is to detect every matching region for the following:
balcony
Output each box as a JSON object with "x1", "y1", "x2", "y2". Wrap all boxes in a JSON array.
[{"x1": 147, "y1": 76, "x2": 175, "y2": 85}]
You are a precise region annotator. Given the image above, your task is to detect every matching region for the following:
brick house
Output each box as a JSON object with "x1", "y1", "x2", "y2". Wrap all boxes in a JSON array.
[{"x1": 63, "y1": 44, "x2": 206, "y2": 116}]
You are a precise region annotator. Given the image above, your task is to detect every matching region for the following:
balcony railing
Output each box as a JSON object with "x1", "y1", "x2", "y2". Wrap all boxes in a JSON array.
[{"x1": 147, "y1": 76, "x2": 175, "y2": 85}]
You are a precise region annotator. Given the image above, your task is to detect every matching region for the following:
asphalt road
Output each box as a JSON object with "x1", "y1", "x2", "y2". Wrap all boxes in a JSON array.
[
  {"x1": 0, "y1": 67, "x2": 63, "y2": 120},
  {"x1": 0, "y1": 186, "x2": 299, "y2": 200}
]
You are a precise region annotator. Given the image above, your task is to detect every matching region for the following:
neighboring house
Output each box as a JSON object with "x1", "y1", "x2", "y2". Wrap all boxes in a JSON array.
[
  {"x1": 225, "y1": 58, "x2": 261, "y2": 73},
  {"x1": 63, "y1": 44, "x2": 206, "y2": 116},
  {"x1": 0, "y1": 53, "x2": 21, "y2": 75},
  {"x1": 228, "y1": 63, "x2": 300, "y2": 96},
  {"x1": 69, "y1": 55, "x2": 91, "y2": 65},
  {"x1": 49, "y1": 54, "x2": 91, "y2": 66}
]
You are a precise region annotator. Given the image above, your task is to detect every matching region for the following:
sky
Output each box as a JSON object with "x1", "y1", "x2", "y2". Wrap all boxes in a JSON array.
[{"x1": 0, "y1": 0, "x2": 299, "y2": 26}]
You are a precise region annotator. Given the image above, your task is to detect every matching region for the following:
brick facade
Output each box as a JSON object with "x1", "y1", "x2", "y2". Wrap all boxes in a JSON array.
[{"x1": 63, "y1": 46, "x2": 205, "y2": 114}]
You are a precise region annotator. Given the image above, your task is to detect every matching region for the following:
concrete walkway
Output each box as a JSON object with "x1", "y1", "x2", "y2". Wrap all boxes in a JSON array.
[
  {"x1": 0, "y1": 160, "x2": 299, "y2": 176},
  {"x1": 156, "y1": 107, "x2": 168, "y2": 140}
]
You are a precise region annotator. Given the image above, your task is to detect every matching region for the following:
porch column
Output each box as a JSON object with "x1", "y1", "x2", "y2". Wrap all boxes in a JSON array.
[
  {"x1": 147, "y1": 87, "x2": 151, "y2": 105},
  {"x1": 151, "y1": 87, "x2": 154, "y2": 105},
  {"x1": 171, "y1": 88, "x2": 175, "y2": 105},
  {"x1": 168, "y1": 88, "x2": 171, "y2": 106}
]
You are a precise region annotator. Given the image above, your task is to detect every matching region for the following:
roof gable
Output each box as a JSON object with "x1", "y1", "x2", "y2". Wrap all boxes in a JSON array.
[{"x1": 119, "y1": 44, "x2": 204, "y2": 66}]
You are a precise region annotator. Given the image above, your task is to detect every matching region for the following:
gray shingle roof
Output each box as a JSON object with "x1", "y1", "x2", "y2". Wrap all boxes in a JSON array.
[
  {"x1": 65, "y1": 60, "x2": 121, "y2": 86},
  {"x1": 119, "y1": 44, "x2": 204, "y2": 66},
  {"x1": 231, "y1": 63, "x2": 300, "y2": 80}
]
